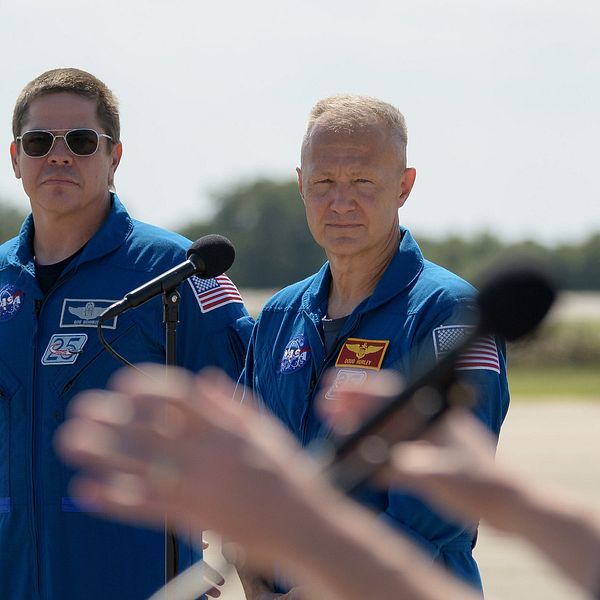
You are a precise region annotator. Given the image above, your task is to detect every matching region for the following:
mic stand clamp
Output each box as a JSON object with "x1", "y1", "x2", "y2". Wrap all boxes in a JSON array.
[{"x1": 164, "y1": 289, "x2": 181, "y2": 368}]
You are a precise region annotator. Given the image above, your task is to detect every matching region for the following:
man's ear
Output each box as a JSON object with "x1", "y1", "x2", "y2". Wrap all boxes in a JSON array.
[
  {"x1": 10, "y1": 141, "x2": 22, "y2": 179},
  {"x1": 296, "y1": 167, "x2": 304, "y2": 201},
  {"x1": 109, "y1": 142, "x2": 123, "y2": 178},
  {"x1": 398, "y1": 167, "x2": 416, "y2": 208}
]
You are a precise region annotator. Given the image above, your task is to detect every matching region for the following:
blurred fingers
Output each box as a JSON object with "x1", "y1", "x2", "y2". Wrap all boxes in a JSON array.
[{"x1": 318, "y1": 369, "x2": 404, "y2": 435}]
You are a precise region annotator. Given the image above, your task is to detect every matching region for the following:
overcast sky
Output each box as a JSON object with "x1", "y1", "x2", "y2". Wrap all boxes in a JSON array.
[{"x1": 1, "y1": 0, "x2": 598, "y2": 244}]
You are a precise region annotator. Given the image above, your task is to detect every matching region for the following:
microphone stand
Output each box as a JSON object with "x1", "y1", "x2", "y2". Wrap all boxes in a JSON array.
[{"x1": 163, "y1": 289, "x2": 181, "y2": 587}]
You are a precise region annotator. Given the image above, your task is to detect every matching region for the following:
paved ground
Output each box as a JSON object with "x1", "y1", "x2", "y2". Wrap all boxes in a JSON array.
[
  {"x1": 206, "y1": 400, "x2": 600, "y2": 599},
  {"x1": 476, "y1": 400, "x2": 600, "y2": 600}
]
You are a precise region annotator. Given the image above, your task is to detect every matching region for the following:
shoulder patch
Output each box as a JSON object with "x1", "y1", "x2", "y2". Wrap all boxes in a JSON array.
[
  {"x1": 188, "y1": 275, "x2": 243, "y2": 313},
  {"x1": 0, "y1": 284, "x2": 24, "y2": 322},
  {"x1": 433, "y1": 325, "x2": 500, "y2": 373},
  {"x1": 335, "y1": 338, "x2": 389, "y2": 370},
  {"x1": 60, "y1": 299, "x2": 118, "y2": 329},
  {"x1": 280, "y1": 334, "x2": 310, "y2": 374}
]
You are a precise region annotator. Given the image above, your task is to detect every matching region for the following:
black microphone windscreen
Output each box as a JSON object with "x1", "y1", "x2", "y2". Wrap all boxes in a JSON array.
[
  {"x1": 187, "y1": 234, "x2": 235, "y2": 279},
  {"x1": 477, "y1": 264, "x2": 557, "y2": 341}
]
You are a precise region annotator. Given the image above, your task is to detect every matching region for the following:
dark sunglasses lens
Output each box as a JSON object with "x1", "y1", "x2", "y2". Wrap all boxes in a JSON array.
[
  {"x1": 21, "y1": 131, "x2": 54, "y2": 157},
  {"x1": 65, "y1": 129, "x2": 99, "y2": 155}
]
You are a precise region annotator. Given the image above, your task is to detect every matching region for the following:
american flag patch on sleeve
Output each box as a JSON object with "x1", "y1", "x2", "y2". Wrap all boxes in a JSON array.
[
  {"x1": 188, "y1": 274, "x2": 244, "y2": 313},
  {"x1": 432, "y1": 325, "x2": 500, "y2": 374}
]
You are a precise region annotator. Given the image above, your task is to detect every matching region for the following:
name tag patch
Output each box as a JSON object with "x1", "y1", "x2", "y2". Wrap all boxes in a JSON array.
[
  {"x1": 42, "y1": 333, "x2": 88, "y2": 365},
  {"x1": 324, "y1": 368, "x2": 368, "y2": 400},
  {"x1": 60, "y1": 299, "x2": 118, "y2": 329},
  {"x1": 335, "y1": 338, "x2": 389, "y2": 370}
]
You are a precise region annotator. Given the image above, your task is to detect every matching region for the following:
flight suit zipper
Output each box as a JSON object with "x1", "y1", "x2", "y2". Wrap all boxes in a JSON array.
[
  {"x1": 300, "y1": 315, "x2": 361, "y2": 445},
  {"x1": 31, "y1": 297, "x2": 42, "y2": 596},
  {"x1": 31, "y1": 267, "x2": 78, "y2": 596}
]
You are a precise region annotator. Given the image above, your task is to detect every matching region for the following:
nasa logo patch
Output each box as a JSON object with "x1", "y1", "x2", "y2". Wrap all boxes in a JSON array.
[
  {"x1": 41, "y1": 333, "x2": 88, "y2": 365},
  {"x1": 0, "y1": 284, "x2": 24, "y2": 322},
  {"x1": 280, "y1": 334, "x2": 310, "y2": 374}
]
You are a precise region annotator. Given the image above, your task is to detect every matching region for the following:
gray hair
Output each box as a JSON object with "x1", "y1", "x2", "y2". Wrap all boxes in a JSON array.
[{"x1": 302, "y1": 94, "x2": 408, "y2": 161}]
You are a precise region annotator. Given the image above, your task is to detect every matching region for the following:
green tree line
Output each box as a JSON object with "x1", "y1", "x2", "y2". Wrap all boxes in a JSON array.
[
  {"x1": 0, "y1": 202, "x2": 26, "y2": 242},
  {"x1": 178, "y1": 178, "x2": 600, "y2": 291},
  {"x1": 2, "y1": 179, "x2": 598, "y2": 291}
]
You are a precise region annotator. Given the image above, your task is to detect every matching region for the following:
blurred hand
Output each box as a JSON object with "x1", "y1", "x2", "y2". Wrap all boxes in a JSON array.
[
  {"x1": 55, "y1": 366, "x2": 320, "y2": 564},
  {"x1": 317, "y1": 369, "x2": 403, "y2": 435},
  {"x1": 317, "y1": 369, "x2": 512, "y2": 528},
  {"x1": 385, "y1": 408, "x2": 509, "y2": 527}
]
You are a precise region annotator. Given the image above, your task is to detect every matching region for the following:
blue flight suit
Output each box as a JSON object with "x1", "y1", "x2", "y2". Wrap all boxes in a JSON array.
[
  {"x1": 0, "y1": 195, "x2": 253, "y2": 599},
  {"x1": 243, "y1": 227, "x2": 509, "y2": 592}
]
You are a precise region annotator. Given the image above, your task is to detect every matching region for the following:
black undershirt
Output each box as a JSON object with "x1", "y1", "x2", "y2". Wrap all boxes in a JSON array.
[
  {"x1": 35, "y1": 247, "x2": 85, "y2": 295},
  {"x1": 322, "y1": 315, "x2": 349, "y2": 355}
]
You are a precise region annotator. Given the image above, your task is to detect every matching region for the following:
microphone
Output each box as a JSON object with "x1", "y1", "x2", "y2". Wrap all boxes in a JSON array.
[
  {"x1": 100, "y1": 234, "x2": 235, "y2": 322},
  {"x1": 323, "y1": 264, "x2": 557, "y2": 492}
]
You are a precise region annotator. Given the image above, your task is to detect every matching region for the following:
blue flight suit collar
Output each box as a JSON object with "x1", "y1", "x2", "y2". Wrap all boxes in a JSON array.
[
  {"x1": 300, "y1": 226, "x2": 425, "y2": 323},
  {"x1": 6, "y1": 193, "x2": 133, "y2": 277}
]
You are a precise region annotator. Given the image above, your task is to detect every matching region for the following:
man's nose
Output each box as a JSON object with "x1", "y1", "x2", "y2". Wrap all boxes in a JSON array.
[
  {"x1": 47, "y1": 137, "x2": 73, "y2": 165},
  {"x1": 329, "y1": 182, "x2": 355, "y2": 212}
]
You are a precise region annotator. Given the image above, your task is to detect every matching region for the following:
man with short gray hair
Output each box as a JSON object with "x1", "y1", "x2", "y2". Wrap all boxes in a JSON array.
[{"x1": 241, "y1": 94, "x2": 509, "y2": 597}]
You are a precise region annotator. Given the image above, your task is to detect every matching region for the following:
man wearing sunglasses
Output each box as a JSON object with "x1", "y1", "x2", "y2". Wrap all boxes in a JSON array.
[{"x1": 0, "y1": 68, "x2": 253, "y2": 600}]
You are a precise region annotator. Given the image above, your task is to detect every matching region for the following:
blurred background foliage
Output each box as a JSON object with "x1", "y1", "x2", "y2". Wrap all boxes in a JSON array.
[
  {"x1": 176, "y1": 177, "x2": 600, "y2": 291},
  {"x1": 510, "y1": 321, "x2": 600, "y2": 367},
  {"x1": 0, "y1": 201, "x2": 26, "y2": 241},
  {"x1": 179, "y1": 179, "x2": 326, "y2": 288}
]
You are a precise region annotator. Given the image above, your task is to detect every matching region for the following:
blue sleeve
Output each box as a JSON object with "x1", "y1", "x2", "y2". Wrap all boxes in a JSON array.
[
  {"x1": 240, "y1": 317, "x2": 258, "y2": 390},
  {"x1": 378, "y1": 297, "x2": 509, "y2": 588},
  {"x1": 405, "y1": 296, "x2": 510, "y2": 434},
  {"x1": 238, "y1": 316, "x2": 266, "y2": 407},
  {"x1": 176, "y1": 276, "x2": 254, "y2": 382}
]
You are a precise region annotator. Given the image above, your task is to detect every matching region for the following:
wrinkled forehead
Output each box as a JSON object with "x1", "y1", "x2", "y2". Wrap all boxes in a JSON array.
[{"x1": 301, "y1": 119, "x2": 404, "y2": 169}]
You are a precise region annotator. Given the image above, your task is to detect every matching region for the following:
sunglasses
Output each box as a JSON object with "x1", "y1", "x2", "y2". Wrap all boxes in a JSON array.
[{"x1": 16, "y1": 129, "x2": 114, "y2": 158}]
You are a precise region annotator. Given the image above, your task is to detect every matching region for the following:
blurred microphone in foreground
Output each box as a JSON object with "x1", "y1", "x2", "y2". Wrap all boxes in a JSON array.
[{"x1": 323, "y1": 263, "x2": 556, "y2": 492}]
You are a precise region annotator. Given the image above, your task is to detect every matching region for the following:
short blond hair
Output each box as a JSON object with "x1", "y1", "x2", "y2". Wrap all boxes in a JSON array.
[{"x1": 302, "y1": 94, "x2": 408, "y2": 162}]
